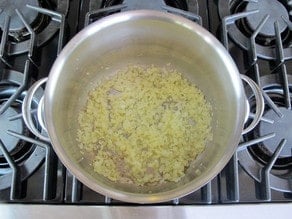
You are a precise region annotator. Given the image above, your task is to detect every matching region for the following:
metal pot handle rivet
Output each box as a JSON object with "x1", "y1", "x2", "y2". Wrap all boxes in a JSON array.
[{"x1": 240, "y1": 74, "x2": 265, "y2": 135}]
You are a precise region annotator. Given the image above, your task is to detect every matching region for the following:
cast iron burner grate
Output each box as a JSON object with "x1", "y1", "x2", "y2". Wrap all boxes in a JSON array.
[
  {"x1": 0, "y1": 64, "x2": 45, "y2": 197},
  {"x1": 0, "y1": 0, "x2": 40, "y2": 36},
  {"x1": 220, "y1": 1, "x2": 292, "y2": 201},
  {"x1": 0, "y1": 0, "x2": 69, "y2": 55},
  {"x1": 238, "y1": 74, "x2": 292, "y2": 196},
  {"x1": 0, "y1": 0, "x2": 68, "y2": 202},
  {"x1": 218, "y1": 0, "x2": 292, "y2": 60},
  {"x1": 85, "y1": 0, "x2": 201, "y2": 27},
  {"x1": 1, "y1": 0, "x2": 292, "y2": 205},
  {"x1": 0, "y1": 63, "x2": 62, "y2": 201}
]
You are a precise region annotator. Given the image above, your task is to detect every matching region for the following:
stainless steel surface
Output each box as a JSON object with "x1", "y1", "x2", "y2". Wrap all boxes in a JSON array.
[
  {"x1": 22, "y1": 77, "x2": 50, "y2": 142},
  {"x1": 43, "y1": 10, "x2": 247, "y2": 203},
  {"x1": 0, "y1": 203, "x2": 291, "y2": 219},
  {"x1": 240, "y1": 74, "x2": 264, "y2": 134}
]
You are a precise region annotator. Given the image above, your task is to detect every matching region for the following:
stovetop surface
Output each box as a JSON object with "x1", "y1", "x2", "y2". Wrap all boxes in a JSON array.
[{"x1": 0, "y1": 0, "x2": 292, "y2": 205}]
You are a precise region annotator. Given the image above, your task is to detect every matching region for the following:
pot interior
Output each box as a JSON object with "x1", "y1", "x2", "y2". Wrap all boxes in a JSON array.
[{"x1": 45, "y1": 11, "x2": 245, "y2": 202}]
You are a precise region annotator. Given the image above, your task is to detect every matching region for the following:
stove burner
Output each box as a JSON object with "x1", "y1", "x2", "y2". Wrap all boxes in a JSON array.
[
  {"x1": 0, "y1": 0, "x2": 69, "y2": 55},
  {"x1": 0, "y1": 70, "x2": 45, "y2": 189},
  {"x1": 0, "y1": 103, "x2": 24, "y2": 156},
  {"x1": 238, "y1": 74, "x2": 292, "y2": 192},
  {"x1": 0, "y1": 0, "x2": 39, "y2": 33},
  {"x1": 259, "y1": 107, "x2": 292, "y2": 158},
  {"x1": 218, "y1": 0, "x2": 292, "y2": 60},
  {"x1": 245, "y1": 0, "x2": 289, "y2": 37},
  {"x1": 247, "y1": 85, "x2": 292, "y2": 169}
]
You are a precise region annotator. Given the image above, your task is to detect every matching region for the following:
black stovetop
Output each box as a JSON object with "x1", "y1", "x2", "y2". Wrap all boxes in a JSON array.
[{"x1": 0, "y1": 0, "x2": 291, "y2": 204}]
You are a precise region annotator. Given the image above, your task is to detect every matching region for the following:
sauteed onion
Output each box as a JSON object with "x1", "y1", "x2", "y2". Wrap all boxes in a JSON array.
[{"x1": 77, "y1": 66, "x2": 212, "y2": 185}]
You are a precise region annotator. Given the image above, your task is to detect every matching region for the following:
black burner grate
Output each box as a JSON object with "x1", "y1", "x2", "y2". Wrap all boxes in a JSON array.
[
  {"x1": 219, "y1": 0, "x2": 292, "y2": 60},
  {"x1": 220, "y1": 0, "x2": 292, "y2": 200},
  {"x1": 0, "y1": 0, "x2": 291, "y2": 205},
  {"x1": 85, "y1": 0, "x2": 202, "y2": 27},
  {"x1": 0, "y1": 0, "x2": 67, "y2": 203}
]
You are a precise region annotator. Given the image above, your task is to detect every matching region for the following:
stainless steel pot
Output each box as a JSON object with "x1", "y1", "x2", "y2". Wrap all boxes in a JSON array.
[{"x1": 22, "y1": 10, "x2": 264, "y2": 203}]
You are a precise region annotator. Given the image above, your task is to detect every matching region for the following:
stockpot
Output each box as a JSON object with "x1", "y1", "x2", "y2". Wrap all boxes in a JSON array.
[{"x1": 22, "y1": 10, "x2": 264, "y2": 203}]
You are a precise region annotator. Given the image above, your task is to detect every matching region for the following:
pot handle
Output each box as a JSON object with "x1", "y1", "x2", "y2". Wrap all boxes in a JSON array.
[
  {"x1": 23, "y1": 75, "x2": 264, "y2": 140},
  {"x1": 240, "y1": 74, "x2": 265, "y2": 135},
  {"x1": 22, "y1": 77, "x2": 50, "y2": 142}
]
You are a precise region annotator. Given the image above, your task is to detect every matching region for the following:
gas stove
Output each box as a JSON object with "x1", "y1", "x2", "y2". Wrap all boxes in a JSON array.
[{"x1": 0, "y1": 0, "x2": 291, "y2": 216}]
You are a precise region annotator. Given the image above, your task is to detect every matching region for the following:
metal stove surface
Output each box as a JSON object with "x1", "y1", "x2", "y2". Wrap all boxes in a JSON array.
[{"x1": 0, "y1": 0, "x2": 291, "y2": 207}]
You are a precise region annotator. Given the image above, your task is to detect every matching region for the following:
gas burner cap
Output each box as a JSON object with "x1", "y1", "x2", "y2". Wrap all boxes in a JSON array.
[
  {"x1": 0, "y1": 0, "x2": 39, "y2": 32},
  {"x1": 0, "y1": 103, "x2": 24, "y2": 156},
  {"x1": 245, "y1": 0, "x2": 289, "y2": 37},
  {"x1": 259, "y1": 107, "x2": 292, "y2": 158}
]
